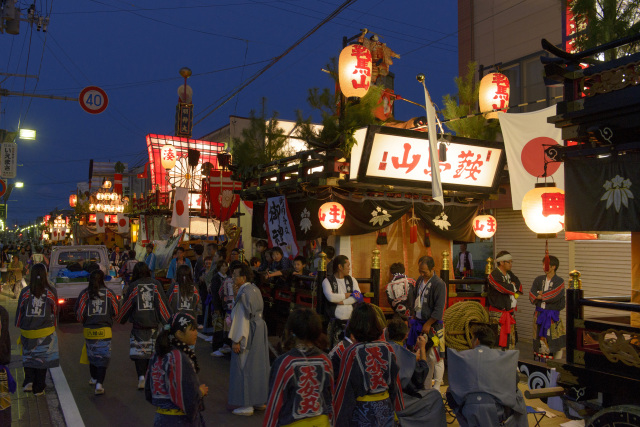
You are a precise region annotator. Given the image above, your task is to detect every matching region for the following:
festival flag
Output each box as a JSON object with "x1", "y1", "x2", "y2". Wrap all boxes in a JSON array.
[
  {"x1": 420, "y1": 80, "x2": 444, "y2": 206},
  {"x1": 206, "y1": 170, "x2": 242, "y2": 222},
  {"x1": 139, "y1": 214, "x2": 149, "y2": 243},
  {"x1": 51, "y1": 229, "x2": 59, "y2": 242},
  {"x1": 114, "y1": 173, "x2": 123, "y2": 195},
  {"x1": 60, "y1": 228, "x2": 66, "y2": 240},
  {"x1": 265, "y1": 195, "x2": 299, "y2": 258},
  {"x1": 498, "y1": 105, "x2": 564, "y2": 210},
  {"x1": 171, "y1": 187, "x2": 190, "y2": 228},
  {"x1": 95, "y1": 213, "x2": 106, "y2": 234},
  {"x1": 117, "y1": 213, "x2": 130, "y2": 233}
]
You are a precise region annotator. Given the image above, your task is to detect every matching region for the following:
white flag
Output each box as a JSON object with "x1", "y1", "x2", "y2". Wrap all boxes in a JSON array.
[
  {"x1": 421, "y1": 81, "x2": 444, "y2": 206},
  {"x1": 96, "y1": 213, "x2": 106, "y2": 233},
  {"x1": 117, "y1": 213, "x2": 130, "y2": 233},
  {"x1": 171, "y1": 187, "x2": 190, "y2": 229},
  {"x1": 52, "y1": 229, "x2": 59, "y2": 242},
  {"x1": 498, "y1": 105, "x2": 564, "y2": 210}
]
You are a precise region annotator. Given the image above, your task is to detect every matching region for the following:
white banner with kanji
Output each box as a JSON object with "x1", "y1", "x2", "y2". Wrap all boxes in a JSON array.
[
  {"x1": 265, "y1": 195, "x2": 299, "y2": 258},
  {"x1": 171, "y1": 187, "x2": 190, "y2": 228},
  {"x1": 139, "y1": 214, "x2": 149, "y2": 243},
  {"x1": 117, "y1": 213, "x2": 130, "y2": 233},
  {"x1": 499, "y1": 105, "x2": 564, "y2": 210},
  {"x1": 95, "y1": 213, "x2": 106, "y2": 234}
]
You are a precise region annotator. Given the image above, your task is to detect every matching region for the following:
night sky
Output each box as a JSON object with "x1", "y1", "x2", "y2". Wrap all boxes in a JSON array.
[{"x1": 0, "y1": 0, "x2": 458, "y2": 227}]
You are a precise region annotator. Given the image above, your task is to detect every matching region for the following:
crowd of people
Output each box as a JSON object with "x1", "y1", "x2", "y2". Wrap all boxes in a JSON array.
[{"x1": 0, "y1": 239, "x2": 567, "y2": 426}]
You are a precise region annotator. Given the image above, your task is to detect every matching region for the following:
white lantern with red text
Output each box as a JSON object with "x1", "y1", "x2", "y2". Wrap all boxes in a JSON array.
[
  {"x1": 473, "y1": 214, "x2": 497, "y2": 239},
  {"x1": 69, "y1": 194, "x2": 77, "y2": 208},
  {"x1": 160, "y1": 144, "x2": 178, "y2": 170},
  {"x1": 522, "y1": 183, "x2": 565, "y2": 236},
  {"x1": 318, "y1": 202, "x2": 346, "y2": 230},
  {"x1": 338, "y1": 45, "x2": 372, "y2": 98},
  {"x1": 479, "y1": 72, "x2": 510, "y2": 119}
]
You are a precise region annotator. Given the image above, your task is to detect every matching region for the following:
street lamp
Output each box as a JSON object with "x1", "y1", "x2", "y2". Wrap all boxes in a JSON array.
[
  {"x1": 15, "y1": 182, "x2": 24, "y2": 188},
  {"x1": 19, "y1": 129, "x2": 36, "y2": 140}
]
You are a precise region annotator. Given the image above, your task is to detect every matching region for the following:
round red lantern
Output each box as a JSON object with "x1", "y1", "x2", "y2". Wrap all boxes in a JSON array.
[
  {"x1": 338, "y1": 44, "x2": 372, "y2": 98},
  {"x1": 522, "y1": 183, "x2": 565, "y2": 236},
  {"x1": 318, "y1": 202, "x2": 346, "y2": 230},
  {"x1": 160, "y1": 144, "x2": 178, "y2": 170},
  {"x1": 69, "y1": 194, "x2": 77, "y2": 208},
  {"x1": 479, "y1": 72, "x2": 510, "y2": 119},
  {"x1": 473, "y1": 214, "x2": 497, "y2": 239}
]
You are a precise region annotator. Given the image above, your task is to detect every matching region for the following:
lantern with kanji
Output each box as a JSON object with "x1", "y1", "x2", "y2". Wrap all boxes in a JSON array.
[
  {"x1": 318, "y1": 202, "x2": 346, "y2": 230},
  {"x1": 69, "y1": 194, "x2": 77, "y2": 208},
  {"x1": 479, "y1": 72, "x2": 510, "y2": 119},
  {"x1": 338, "y1": 44, "x2": 372, "y2": 98},
  {"x1": 473, "y1": 214, "x2": 497, "y2": 239},
  {"x1": 160, "y1": 144, "x2": 178, "y2": 170},
  {"x1": 522, "y1": 183, "x2": 565, "y2": 236}
]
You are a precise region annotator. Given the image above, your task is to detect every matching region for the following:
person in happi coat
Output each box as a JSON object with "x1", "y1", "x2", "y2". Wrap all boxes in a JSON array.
[
  {"x1": 407, "y1": 255, "x2": 446, "y2": 390},
  {"x1": 209, "y1": 260, "x2": 229, "y2": 357},
  {"x1": 15, "y1": 263, "x2": 59, "y2": 396},
  {"x1": 529, "y1": 255, "x2": 566, "y2": 358},
  {"x1": 167, "y1": 247, "x2": 193, "y2": 281},
  {"x1": 322, "y1": 255, "x2": 363, "y2": 349},
  {"x1": 0, "y1": 303, "x2": 16, "y2": 425},
  {"x1": 334, "y1": 303, "x2": 404, "y2": 427},
  {"x1": 168, "y1": 265, "x2": 201, "y2": 320},
  {"x1": 446, "y1": 324, "x2": 528, "y2": 427},
  {"x1": 75, "y1": 270, "x2": 119, "y2": 395},
  {"x1": 117, "y1": 262, "x2": 171, "y2": 390},
  {"x1": 456, "y1": 243, "x2": 474, "y2": 279},
  {"x1": 385, "y1": 262, "x2": 416, "y2": 320},
  {"x1": 263, "y1": 308, "x2": 333, "y2": 427},
  {"x1": 328, "y1": 322, "x2": 353, "y2": 382},
  {"x1": 144, "y1": 244, "x2": 157, "y2": 278},
  {"x1": 488, "y1": 251, "x2": 523, "y2": 350},
  {"x1": 228, "y1": 263, "x2": 270, "y2": 416},
  {"x1": 146, "y1": 313, "x2": 208, "y2": 427},
  {"x1": 386, "y1": 318, "x2": 446, "y2": 427}
]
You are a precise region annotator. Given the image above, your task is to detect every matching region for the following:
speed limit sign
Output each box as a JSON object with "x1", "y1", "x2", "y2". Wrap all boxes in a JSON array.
[{"x1": 79, "y1": 86, "x2": 109, "y2": 114}]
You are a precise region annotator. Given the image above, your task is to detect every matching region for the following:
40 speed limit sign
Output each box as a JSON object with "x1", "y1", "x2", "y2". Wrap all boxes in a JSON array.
[{"x1": 79, "y1": 86, "x2": 109, "y2": 114}]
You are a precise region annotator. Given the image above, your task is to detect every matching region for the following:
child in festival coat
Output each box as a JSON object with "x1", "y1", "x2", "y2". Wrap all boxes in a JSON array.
[
  {"x1": 75, "y1": 270, "x2": 119, "y2": 395},
  {"x1": 145, "y1": 312, "x2": 208, "y2": 426},
  {"x1": 167, "y1": 265, "x2": 201, "y2": 319},
  {"x1": 264, "y1": 308, "x2": 333, "y2": 427}
]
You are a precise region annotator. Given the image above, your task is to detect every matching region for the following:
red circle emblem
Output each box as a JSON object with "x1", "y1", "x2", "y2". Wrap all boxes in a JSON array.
[
  {"x1": 119, "y1": 219, "x2": 126, "y2": 227},
  {"x1": 176, "y1": 200, "x2": 185, "y2": 216},
  {"x1": 521, "y1": 137, "x2": 561, "y2": 178},
  {"x1": 98, "y1": 219, "x2": 104, "y2": 227}
]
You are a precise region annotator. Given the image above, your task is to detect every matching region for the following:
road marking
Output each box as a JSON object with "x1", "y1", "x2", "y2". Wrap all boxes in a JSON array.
[{"x1": 50, "y1": 366, "x2": 86, "y2": 427}]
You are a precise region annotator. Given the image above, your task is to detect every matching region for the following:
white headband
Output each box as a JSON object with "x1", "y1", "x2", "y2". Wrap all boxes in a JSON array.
[{"x1": 496, "y1": 254, "x2": 512, "y2": 263}]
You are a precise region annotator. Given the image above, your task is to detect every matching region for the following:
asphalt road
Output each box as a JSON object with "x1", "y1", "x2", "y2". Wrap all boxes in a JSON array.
[{"x1": 55, "y1": 317, "x2": 263, "y2": 427}]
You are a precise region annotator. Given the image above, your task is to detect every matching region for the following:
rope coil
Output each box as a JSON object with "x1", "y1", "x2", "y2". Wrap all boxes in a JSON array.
[{"x1": 443, "y1": 301, "x2": 489, "y2": 351}]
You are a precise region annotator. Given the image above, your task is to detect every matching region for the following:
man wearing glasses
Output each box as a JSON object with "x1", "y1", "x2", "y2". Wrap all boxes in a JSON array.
[{"x1": 488, "y1": 251, "x2": 523, "y2": 349}]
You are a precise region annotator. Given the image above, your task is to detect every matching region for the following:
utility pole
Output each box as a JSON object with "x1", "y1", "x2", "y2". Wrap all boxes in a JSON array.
[{"x1": 1, "y1": 1, "x2": 50, "y2": 35}]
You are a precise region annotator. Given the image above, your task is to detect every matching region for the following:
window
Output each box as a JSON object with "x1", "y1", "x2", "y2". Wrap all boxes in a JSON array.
[{"x1": 57, "y1": 251, "x2": 101, "y2": 266}]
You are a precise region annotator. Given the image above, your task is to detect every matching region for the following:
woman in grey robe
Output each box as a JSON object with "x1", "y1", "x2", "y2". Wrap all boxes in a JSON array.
[{"x1": 228, "y1": 263, "x2": 269, "y2": 416}]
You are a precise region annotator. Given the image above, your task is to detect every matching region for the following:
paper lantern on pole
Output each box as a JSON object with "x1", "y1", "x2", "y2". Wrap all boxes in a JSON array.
[
  {"x1": 522, "y1": 183, "x2": 565, "y2": 236},
  {"x1": 160, "y1": 144, "x2": 177, "y2": 170},
  {"x1": 318, "y1": 202, "x2": 346, "y2": 230},
  {"x1": 69, "y1": 194, "x2": 77, "y2": 208},
  {"x1": 479, "y1": 72, "x2": 510, "y2": 119},
  {"x1": 473, "y1": 214, "x2": 497, "y2": 239},
  {"x1": 338, "y1": 44, "x2": 372, "y2": 98}
]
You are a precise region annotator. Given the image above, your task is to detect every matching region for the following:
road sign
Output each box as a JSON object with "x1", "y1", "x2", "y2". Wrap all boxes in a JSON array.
[
  {"x1": 0, "y1": 179, "x2": 6, "y2": 197},
  {"x1": 79, "y1": 86, "x2": 109, "y2": 114}
]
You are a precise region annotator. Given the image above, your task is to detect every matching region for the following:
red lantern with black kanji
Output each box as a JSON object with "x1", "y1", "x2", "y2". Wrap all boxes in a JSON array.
[
  {"x1": 318, "y1": 202, "x2": 346, "y2": 230},
  {"x1": 338, "y1": 44, "x2": 372, "y2": 98},
  {"x1": 479, "y1": 72, "x2": 510, "y2": 119},
  {"x1": 473, "y1": 214, "x2": 497, "y2": 239}
]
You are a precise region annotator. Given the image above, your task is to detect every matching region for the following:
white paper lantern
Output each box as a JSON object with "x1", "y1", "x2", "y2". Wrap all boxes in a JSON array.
[
  {"x1": 318, "y1": 202, "x2": 346, "y2": 230},
  {"x1": 473, "y1": 214, "x2": 497, "y2": 239},
  {"x1": 522, "y1": 183, "x2": 565, "y2": 235},
  {"x1": 161, "y1": 144, "x2": 178, "y2": 170},
  {"x1": 479, "y1": 72, "x2": 510, "y2": 119},
  {"x1": 338, "y1": 45, "x2": 372, "y2": 98}
]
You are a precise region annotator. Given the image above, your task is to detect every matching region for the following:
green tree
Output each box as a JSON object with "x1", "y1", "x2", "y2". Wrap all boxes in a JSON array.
[
  {"x1": 441, "y1": 61, "x2": 499, "y2": 140},
  {"x1": 569, "y1": 0, "x2": 640, "y2": 60}
]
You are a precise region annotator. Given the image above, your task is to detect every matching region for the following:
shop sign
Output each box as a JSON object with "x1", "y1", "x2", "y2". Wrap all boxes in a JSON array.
[{"x1": 0, "y1": 142, "x2": 17, "y2": 179}]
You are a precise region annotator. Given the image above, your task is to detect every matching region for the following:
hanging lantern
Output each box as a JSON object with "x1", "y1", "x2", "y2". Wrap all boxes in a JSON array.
[
  {"x1": 473, "y1": 214, "x2": 497, "y2": 239},
  {"x1": 479, "y1": 72, "x2": 510, "y2": 119},
  {"x1": 161, "y1": 144, "x2": 178, "y2": 170},
  {"x1": 338, "y1": 44, "x2": 372, "y2": 98},
  {"x1": 318, "y1": 202, "x2": 346, "y2": 230},
  {"x1": 522, "y1": 183, "x2": 565, "y2": 236},
  {"x1": 69, "y1": 194, "x2": 77, "y2": 208}
]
